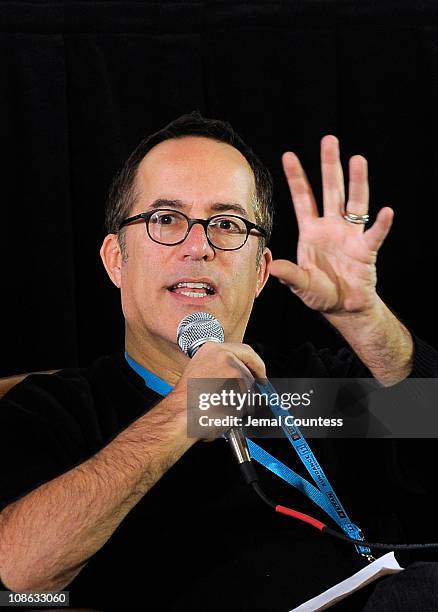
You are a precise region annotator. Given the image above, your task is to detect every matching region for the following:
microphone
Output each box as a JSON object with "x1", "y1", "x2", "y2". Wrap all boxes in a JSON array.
[
  {"x1": 177, "y1": 311, "x2": 257, "y2": 483},
  {"x1": 176, "y1": 311, "x2": 224, "y2": 357}
]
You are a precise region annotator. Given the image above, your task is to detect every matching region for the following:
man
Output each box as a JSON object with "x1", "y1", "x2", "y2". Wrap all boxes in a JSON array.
[{"x1": 0, "y1": 111, "x2": 437, "y2": 611}]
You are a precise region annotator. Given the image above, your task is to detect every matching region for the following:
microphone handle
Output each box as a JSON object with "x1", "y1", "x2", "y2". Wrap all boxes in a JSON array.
[
  {"x1": 190, "y1": 341, "x2": 257, "y2": 479},
  {"x1": 224, "y1": 427, "x2": 252, "y2": 464}
]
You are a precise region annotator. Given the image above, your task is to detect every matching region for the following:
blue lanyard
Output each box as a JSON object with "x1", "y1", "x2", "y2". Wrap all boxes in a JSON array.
[
  {"x1": 124, "y1": 352, "x2": 173, "y2": 395},
  {"x1": 252, "y1": 381, "x2": 371, "y2": 556},
  {"x1": 125, "y1": 353, "x2": 371, "y2": 557}
]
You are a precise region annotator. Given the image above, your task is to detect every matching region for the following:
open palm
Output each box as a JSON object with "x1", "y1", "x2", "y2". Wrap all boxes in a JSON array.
[{"x1": 269, "y1": 136, "x2": 394, "y2": 315}]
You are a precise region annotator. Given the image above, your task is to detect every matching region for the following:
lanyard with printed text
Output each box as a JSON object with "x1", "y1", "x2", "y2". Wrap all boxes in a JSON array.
[{"x1": 254, "y1": 381, "x2": 371, "y2": 557}]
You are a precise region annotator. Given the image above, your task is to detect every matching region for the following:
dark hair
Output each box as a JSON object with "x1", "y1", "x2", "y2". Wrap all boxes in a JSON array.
[{"x1": 105, "y1": 110, "x2": 273, "y2": 261}]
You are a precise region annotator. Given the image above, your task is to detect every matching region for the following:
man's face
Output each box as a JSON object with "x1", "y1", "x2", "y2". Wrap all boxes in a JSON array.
[{"x1": 110, "y1": 136, "x2": 270, "y2": 352}]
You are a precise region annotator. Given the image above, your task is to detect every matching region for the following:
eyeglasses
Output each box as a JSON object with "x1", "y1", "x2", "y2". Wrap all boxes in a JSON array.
[{"x1": 118, "y1": 208, "x2": 267, "y2": 251}]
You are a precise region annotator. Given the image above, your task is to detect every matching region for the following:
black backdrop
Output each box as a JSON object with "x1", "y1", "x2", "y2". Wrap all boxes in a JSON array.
[{"x1": 2, "y1": 0, "x2": 438, "y2": 376}]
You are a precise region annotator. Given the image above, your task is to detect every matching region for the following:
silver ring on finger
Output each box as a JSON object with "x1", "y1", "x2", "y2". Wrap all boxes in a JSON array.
[{"x1": 343, "y1": 212, "x2": 370, "y2": 225}]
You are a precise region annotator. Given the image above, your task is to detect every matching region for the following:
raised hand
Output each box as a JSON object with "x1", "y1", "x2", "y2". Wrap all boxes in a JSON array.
[{"x1": 269, "y1": 136, "x2": 394, "y2": 316}]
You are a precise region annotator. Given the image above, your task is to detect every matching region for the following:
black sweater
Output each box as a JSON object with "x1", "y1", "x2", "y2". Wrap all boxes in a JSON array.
[{"x1": 1, "y1": 336, "x2": 438, "y2": 611}]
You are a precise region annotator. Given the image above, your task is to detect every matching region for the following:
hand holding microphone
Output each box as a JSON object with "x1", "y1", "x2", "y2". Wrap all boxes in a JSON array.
[
  {"x1": 171, "y1": 313, "x2": 266, "y2": 437},
  {"x1": 175, "y1": 312, "x2": 262, "y2": 481},
  {"x1": 174, "y1": 311, "x2": 265, "y2": 435}
]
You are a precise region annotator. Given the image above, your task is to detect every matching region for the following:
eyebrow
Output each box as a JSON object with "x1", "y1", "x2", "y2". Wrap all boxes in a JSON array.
[{"x1": 149, "y1": 198, "x2": 250, "y2": 219}]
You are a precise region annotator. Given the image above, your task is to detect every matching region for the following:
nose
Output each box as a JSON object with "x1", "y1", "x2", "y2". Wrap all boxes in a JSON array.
[{"x1": 179, "y1": 221, "x2": 215, "y2": 261}]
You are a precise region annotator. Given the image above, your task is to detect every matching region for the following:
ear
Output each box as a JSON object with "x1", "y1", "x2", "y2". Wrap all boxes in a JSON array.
[
  {"x1": 100, "y1": 234, "x2": 123, "y2": 288},
  {"x1": 255, "y1": 247, "x2": 272, "y2": 297}
]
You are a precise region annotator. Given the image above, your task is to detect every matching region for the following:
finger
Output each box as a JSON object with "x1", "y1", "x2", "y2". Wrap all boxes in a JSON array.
[
  {"x1": 346, "y1": 155, "x2": 369, "y2": 222},
  {"x1": 269, "y1": 259, "x2": 309, "y2": 293},
  {"x1": 364, "y1": 207, "x2": 394, "y2": 252},
  {"x1": 197, "y1": 342, "x2": 267, "y2": 380},
  {"x1": 282, "y1": 151, "x2": 319, "y2": 230},
  {"x1": 227, "y1": 344, "x2": 267, "y2": 381},
  {"x1": 321, "y1": 135, "x2": 345, "y2": 217}
]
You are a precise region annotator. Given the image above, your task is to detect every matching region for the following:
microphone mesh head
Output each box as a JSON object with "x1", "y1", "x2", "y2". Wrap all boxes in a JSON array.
[{"x1": 177, "y1": 312, "x2": 224, "y2": 357}]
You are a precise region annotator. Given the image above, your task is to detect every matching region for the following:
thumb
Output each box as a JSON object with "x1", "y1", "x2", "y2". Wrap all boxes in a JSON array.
[{"x1": 269, "y1": 259, "x2": 309, "y2": 292}]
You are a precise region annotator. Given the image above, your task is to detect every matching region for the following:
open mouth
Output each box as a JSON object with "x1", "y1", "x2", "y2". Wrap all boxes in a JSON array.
[{"x1": 168, "y1": 281, "x2": 216, "y2": 298}]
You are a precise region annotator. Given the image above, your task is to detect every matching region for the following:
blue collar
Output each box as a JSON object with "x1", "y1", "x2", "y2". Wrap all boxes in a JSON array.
[{"x1": 124, "y1": 352, "x2": 173, "y2": 396}]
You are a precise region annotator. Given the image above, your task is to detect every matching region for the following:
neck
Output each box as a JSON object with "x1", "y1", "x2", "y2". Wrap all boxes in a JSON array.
[{"x1": 125, "y1": 325, "x2": 189, "y2": 386}]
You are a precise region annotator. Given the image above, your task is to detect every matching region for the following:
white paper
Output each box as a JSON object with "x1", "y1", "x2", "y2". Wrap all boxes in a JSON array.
[{"x1": 290, "y1": 552, "x2": 404, "y2": 611}]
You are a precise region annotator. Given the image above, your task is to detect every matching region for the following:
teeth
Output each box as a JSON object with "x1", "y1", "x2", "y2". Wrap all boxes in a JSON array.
[
  {"x1": 175, "y1": 282, "x2": 213, "y2": 290},
  {"x1": 180, "y1": 291, "x2": 208, "y2": 298},
  {"x1": 170, "y1": 281, "x2": 216, "y2": 298}
]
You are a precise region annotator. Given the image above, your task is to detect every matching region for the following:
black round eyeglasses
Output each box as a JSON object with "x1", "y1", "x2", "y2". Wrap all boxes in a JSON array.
[{"x1": 118, "y1": 208, "x2": 267, "y2": 251}]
